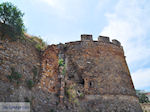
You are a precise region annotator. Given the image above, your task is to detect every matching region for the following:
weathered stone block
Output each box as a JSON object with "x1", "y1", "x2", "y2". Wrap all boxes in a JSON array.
[
  {"x1": 98, "y1": 35, "x2": 110, "y2": 42},
  {"x1": 81, "y1": 34, "x2": 93, "y2": 41},
  {"x1": 112, "y1": 39, "x2": 121, "y2": 46}
]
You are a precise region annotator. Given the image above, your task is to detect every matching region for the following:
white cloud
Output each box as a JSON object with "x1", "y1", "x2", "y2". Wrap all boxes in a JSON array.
[
  {"x1": 132, "y1": 68, "x2": 150, "y2": 89},
  {"x1": 100, "y1": 0, "x2": 150, "y2": 64},
  {"x1": 100, "y1": 0, "x2": 150, "y2": 90},
  {"x1": 37, "y1": 0, "x2": 85, "y2": 19}
]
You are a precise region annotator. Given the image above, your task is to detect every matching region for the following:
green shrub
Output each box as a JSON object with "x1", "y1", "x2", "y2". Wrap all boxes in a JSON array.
[
  {"x1": 7, "y1": 67, "x2": 22, "y2": 82},
  {"x1": 136, "y1": 90, "x2": 150, "y2": 103},
  {"x1": 58, "y1": 59, "x2": 64, "y2": 66},
  {"x1": 26, "y1": 80, "x2": 34, "y2": 89},
  {"x1": 7, "y1": 75, "x2": 13, "y2": 81},
  {"x1": 30, "y1": 36, "x2": 47, "y2": 51},
  {"x1": 58, "y1": 59, "x2": 66, "y2": 75},
  {"x1": 35, "y1": 43, "x2": 42, "y2": 51},
  {"x1": 66, "y1": 84, "x2": 79, "y2": 104},
  {"x1": 12, "y1": 72, "x2": 22, "y2": 80}
]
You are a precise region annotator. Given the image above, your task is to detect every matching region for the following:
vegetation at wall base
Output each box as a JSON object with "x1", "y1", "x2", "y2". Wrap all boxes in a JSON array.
[{"x1": 136, "y1": 90, "x2": 150, "y2": 103}]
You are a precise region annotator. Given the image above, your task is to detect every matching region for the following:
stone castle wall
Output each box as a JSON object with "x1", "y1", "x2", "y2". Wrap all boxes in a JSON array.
[
  {"x1": 0, "y1": 39, "x2": 59, "y2": 112},
  {"x1": 64, "y1": 35, "x2": 135, "y2": 96},
  {"x1": 41, "y1": 35, "x2": 135, "y2": 96},
  {"x1": 0, "y1": 39, "x2": 41, "y2": 87},
  {"x1": 40, "y1": 34, "x2": 142, "y2": 112},
  {"x1": 0, "y1": 32, "x2": 143, "y2": 112}
]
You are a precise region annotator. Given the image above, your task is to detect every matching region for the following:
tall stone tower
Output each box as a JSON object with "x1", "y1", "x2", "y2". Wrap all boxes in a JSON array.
[{"x1": 40, "y1": 34, "x2": 143, "y2": 112}]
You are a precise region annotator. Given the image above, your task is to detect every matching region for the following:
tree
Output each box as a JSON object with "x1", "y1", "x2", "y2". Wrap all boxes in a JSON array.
[
  {"x1": 0, "y1": 2, "x2": 25, "y2": 40},
  {"x1": 136, "y1": 90, "x2": 150, "y2": 103}
]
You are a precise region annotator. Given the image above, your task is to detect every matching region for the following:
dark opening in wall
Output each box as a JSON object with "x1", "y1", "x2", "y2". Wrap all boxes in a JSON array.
[
  {"x1": 80, "y1": 78, "x2": 84, "y2": 85},
  {"x1": 77, "y1": 90, "x2": 80, "y2": 93},
  {"x1": 89, "y1": 81, "x2": 94, "y2": 88},
  {"x1": 52, "y1": 86, "x2": 55, "y2": 90}
]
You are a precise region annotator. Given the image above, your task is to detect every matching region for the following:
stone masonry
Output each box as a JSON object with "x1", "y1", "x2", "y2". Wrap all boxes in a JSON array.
[
  {"x1": 0, "y1": 32, "x2": 143, "y2": 111},
  {"x1": 40, "y1": 34, "x2": 143, "y2": 112}
]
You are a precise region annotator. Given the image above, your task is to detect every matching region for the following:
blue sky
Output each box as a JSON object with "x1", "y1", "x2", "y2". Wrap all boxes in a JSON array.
[{"x1": 1, "y1": 0, "x2": 150, "y2": 92}]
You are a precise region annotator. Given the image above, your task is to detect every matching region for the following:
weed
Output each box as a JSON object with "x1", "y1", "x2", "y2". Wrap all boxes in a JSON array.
[
  {"x1": 58, "y1": 59, "x2": 64, "y2": 66},
  {"x1": 26, "y1": 80, "x2": 34, "y2": 89},
  {"x1": 7, "y1": 67, "x2": 22, "y2": 83}
]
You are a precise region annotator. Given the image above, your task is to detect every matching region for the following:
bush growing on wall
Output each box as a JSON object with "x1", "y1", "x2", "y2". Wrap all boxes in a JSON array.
[
  {"x1": 7, "y1": 67, "x2": 22, "y2": 85},
  {"x1": 58, "y1": 59, "x2": 64, "y2": 66},
  {"x1": 26, "y1": 80, "x2": 34, "y2": 89}
]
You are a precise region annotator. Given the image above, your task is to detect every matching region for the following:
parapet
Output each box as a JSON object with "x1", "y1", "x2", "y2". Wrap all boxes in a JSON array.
[
  {"x1": 98, "y1": 36, "x2": 110, "y2": 43},
  {"x1": 81, "y1": 34, "x2": 93, "y2": 41},
  {"x1": 112, "y1": 39, "x2": 121, "y2": 46}
]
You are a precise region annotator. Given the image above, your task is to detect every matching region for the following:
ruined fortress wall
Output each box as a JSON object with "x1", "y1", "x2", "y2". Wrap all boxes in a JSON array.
[
  {"x1": 64, "y1": 35, "x2": 135, "y2": 96},
  {"x1": 0, "y1": 39, "x2": 41, "y2": 102},
  {"x1": 0, "y1": 39, "x2": 59, "y2": 112},
  {"x1": 0, "y1": 40, "x2": 41, "y2": 84},
  {"x1": 40, "y1": 35, "x2": 142, "y2": 111},
  {"x1": 0, "y1": 31, "x2": 142, "y2": 111},
  {"x1": 62, "y1": 35, "x2": 142, "y2": 111}
]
